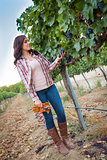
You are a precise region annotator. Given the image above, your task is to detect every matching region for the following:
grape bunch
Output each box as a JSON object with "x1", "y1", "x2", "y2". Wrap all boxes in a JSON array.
[
  {"x1": 76, "y1": 14, "x2": 84, "y2": 22},
  {"x1": 58, "y1": 47, "x2": 64, "y2": 58},
  {"x1": 48, "y1": 58, "x2": 54, "y2": 63},
  {"x1": 86, "y1": 27, "x2": 93, "y2": 39},
  {"x1": 66, "y1": 30, "x2": 73, "y2": 40},
  {"x1": 66, "y1": 56, "x2": 71, "y2": 62},
  {"x1": 95, "y1": 50, "x2": 100, "y2": 55},
  {"x1": 85, "y1": 19, "x2": 93, "y2": 26},
  {"x1": 82, "y1": 11, "x2": 93, "y2": 26},
  {"x1": 97, "y1": 2, "x2": 103, "y2": 13}
]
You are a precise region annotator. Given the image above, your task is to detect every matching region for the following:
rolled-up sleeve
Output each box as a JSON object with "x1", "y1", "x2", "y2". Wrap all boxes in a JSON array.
[
  {"x1": 39, "y1": 52, "x2": 61, "y2": 72},
  {"x1": 48, "y1": 59, "x2": 61, "y2": 72}
]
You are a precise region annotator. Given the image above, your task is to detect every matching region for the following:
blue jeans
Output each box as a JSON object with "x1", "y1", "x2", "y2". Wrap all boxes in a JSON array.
[{"x1": 36, "y1": 84, "x2": 66, "y2": 130}]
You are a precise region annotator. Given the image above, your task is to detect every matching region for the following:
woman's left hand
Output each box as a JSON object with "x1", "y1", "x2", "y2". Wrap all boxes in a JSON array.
[{"x1": 56, "y1": 51, "x2": 67, "y2": 61}]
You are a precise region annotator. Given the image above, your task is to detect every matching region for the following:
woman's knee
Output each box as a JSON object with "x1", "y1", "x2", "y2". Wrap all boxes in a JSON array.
[
  {"x1": 57, "y1": 110, "x2": 66, "y2": 122},
  {"x1": 43, "y1": 110, "x2": 53, "y2": 122}
]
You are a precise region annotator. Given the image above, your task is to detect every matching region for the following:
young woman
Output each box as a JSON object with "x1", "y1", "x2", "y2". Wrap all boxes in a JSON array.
[{"x1": 13, "y1": 35, "x2": 74, "y2": 155}]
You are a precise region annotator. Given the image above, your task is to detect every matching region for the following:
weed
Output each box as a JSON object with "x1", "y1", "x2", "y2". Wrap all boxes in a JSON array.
[
  {"x1": 4, "y1": 103, "x2": 8, "y2": 108},
  {"x1": 73, "y1": 86, "x2": 77, "y2": 90},
  {"x1": 78, "y1": 86, "x2": 85, "y2": 96},
  {"x1": 67, "y1": 120, "x2": 82, "y2": 137},
  {"x1": 90, "y1": 124, "x2": 107, "y2": 139},
  {"x1": 95, "y1": 80, "x2": 102, "y2": 88},
  {"x1": 63, "y1": 94, "x2": 70, "y2": 102},
  {"x1": 0, "y1": 108, "x2": 3, "y2": 113},
  {"x1": 57, "y1": 86, "x2": 65, "y2": 92}
]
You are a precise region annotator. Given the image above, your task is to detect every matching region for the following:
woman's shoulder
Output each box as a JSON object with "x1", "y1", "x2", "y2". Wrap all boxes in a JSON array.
[
  {"x1": 16, "y1": 57, "x2": 30, "y2": 74},
  {"x1": 16, "y1": 56, "x2": 28, "y2": 67},
  {"x1": 16, "y1": 57, "x2": 23, "y2": 65}
]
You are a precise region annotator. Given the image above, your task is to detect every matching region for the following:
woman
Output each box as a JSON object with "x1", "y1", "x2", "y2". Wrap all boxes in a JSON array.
[{"x1": 13, "y1": 35, "x2": 74, "y2": 155}]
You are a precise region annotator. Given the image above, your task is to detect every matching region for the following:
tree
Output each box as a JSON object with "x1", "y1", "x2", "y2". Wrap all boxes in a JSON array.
[{"x1": 16, "y1": 0, "x2": 107, "y2": 130}]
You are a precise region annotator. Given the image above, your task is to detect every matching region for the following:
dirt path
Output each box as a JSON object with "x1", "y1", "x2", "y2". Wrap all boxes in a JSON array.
[
  {"x1": 0, "y1": 94, "x2": 85, "y2": 160},
  {"x1": 0, "y1": 86, "x2": 107, "y2": 160}
]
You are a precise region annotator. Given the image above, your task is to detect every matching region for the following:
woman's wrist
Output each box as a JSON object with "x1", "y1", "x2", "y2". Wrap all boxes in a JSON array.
[
  {"x1": 56, "y1": 55, "x2": 63, "y2": 62},
  {"x1": 56, "y1": 57, "x2": 60, "y2": 62}
]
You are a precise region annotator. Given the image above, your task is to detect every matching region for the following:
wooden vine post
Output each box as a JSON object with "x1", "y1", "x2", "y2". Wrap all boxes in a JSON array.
[{"x1": 61, "y1": 66, "x2": 87, "y2": 130}]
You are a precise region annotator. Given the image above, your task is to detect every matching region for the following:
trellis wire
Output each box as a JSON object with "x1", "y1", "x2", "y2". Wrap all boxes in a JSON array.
[{"x1": 64, "y1": 106, "x2": 107, "y2": 112}]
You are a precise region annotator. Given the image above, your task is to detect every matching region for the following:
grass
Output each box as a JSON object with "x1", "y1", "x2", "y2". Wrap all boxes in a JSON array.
[
  {"x1": 89, "y1": 124, "x2": 107, "y2": 140},
  {"x1": 0, "y1": 109, "x2": 3, "y2": 113},
  {"x1": 57, "y1": 85, "x2": 66, "y2": 92},
  {"x1": 0, "y1": 103, "x2": 8, "y2": 113},
  {"x1": 62, "y1": 94, "x2": 70, "y2": 102},
  {"x1": 93, "y1": 124, "x2": 107, "y2": 138},
  {"x1": 78, "y1": 85, "x2": 85, "y2": 96},
  {"x1": 95, "y1": 80, "x2": 102, "y2": 88}
]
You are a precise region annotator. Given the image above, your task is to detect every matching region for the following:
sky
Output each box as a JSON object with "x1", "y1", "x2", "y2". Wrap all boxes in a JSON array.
[{"x1": 0, "y1": 0, "x2": 33, "y2": 87}]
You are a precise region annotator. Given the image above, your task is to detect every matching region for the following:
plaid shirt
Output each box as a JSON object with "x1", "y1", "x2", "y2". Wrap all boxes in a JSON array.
[{"x1": 16, "y1": 52, "x2": 60, "y2": 102}]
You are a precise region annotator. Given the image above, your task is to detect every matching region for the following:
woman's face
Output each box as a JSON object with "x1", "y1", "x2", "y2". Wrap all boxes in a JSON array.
[{"x1": 22, "y1": 38, "x2": 31, "y2": 52}]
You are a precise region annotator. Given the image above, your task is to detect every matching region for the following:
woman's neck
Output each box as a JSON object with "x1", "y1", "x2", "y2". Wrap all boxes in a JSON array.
[
  {"x1": 22, "y1": 50, "x2": 35, "y2": 61},
  {"x1": 22, "y1": 50, "x2": 29, "y2": 57}
]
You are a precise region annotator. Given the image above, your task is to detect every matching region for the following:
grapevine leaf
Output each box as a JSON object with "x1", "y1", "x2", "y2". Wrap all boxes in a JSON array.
[
  {"x1": 74, "y1": 42, "x2": 80, "y2": 52},
  {"x1": 85, "y1": 39, "x2": 95, "y2": 48},
  {"x1": 58, "y1": 6, "x2": 65, "y2": 14},
  {"x1": 83, "y1": 4, "x2": 89, "y2": 20},
  {"x1": 16, "y1": 0, "x2": 107, "y2": 77},
  {"x1": 56, "y1": 0, "x2": 62, "y2": 7},
  {"x1": 103, "y1": 15, "x2": 107, "y2": 27},
  {"x1": 47, "y1": 16, "x2": 55, "y2": 26},
  {"x1": 90, "y1": 50, "x2": 94, "y2": 58},
  {"x1": 89, "y1": 7, "x2": 94, "y2": 22}
]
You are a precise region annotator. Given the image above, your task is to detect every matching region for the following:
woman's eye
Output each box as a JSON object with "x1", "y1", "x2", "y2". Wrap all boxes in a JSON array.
[{"x1": 24, "y1": 40, "x2": 29, "y2": 43}]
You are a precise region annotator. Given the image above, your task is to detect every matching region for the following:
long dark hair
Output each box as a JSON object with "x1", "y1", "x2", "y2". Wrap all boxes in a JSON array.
[{"x1": 13, "y1": 35, "x2": 39, "y2": 65}]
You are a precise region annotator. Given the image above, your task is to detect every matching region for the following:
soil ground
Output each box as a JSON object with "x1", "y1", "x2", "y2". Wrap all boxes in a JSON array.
[{"x1": 0, "y1": 68, "x2": 107, "y2": 160}]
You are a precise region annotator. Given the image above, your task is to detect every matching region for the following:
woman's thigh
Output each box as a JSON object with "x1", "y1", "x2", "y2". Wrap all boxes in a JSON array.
[
  {"x1": 36, "y1": 89, "x2": 48, "y2": 103},
  {"x1": 46, "y1": 84, "x2": 66, "y2": 122},
  {"x1": 36, "y1": 89, "x2": 55, "y2": 129}
]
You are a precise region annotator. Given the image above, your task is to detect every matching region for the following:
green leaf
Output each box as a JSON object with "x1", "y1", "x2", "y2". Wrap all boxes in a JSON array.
[
  {"x1": 90, "y1": 49, "x2": 94, "y2": 58},
  {"x1": 57, "y1": 14, "x2": 63, "y2": 23},
  {"x1": 104, "y1": 0, "x2": 107, "y2": 4},
  {"x1": 83, "y1": 4, "x2": 89, "y2": 20},
  {"x1": 74, "y1": 1, "x2": 84, "y2": 11},
  {"x1": 16, "y1": 18, "x2": 21, "y2": 24},
  {"x1": 16, "y1": 0, "x2": 107, "y2": 75},
  {"x1": 62, "y1": 12, "x2": 70, "y2": 23},
  {"x1": 103, "y1": 4, "x2": 107, "y2": 13},
  {"x1": 47, "y1": 16, "x2": 55, "y2": 26},
  {"x1": 63, "y1": 25, "x2": 68, "y2": 32},
  {"x1": 93, "y1": 25, "x2": 103, "y2": 34},
  {"x1": 89, "y1": 7, "x2": 94, "y2": 22},
  {"x1": 58, "y1": 6, "x2": 65, "y2": 14},
  {"x1": 72, "y1": 51, "x2": 80, "y2": 58},
  {"x1": 103, "y1": 15, "x2": 107, "y2": 27},
  {"x1": 80, "y1": 48, "x2": 87, "y2": 56},
  {"x1": 74, "y1": 42, "x2": 80, "y2": 52},
  {"x1": 56, "y1": 0, "x2": 62, "y2": 7},
  {"x1": 85, "y1": 39, "x2": 95, "y2": 48},
  {"x1": 33, "y1": 5, "x2": 40, "y2": 11},
  {"x1": 69, "y1": 10, "x2": 75, "y2": 25}
]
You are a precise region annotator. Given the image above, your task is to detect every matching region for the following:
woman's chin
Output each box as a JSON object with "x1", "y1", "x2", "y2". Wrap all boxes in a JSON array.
[{"x1": 28, "y1": 48, "x2": 31, "y2": 51}]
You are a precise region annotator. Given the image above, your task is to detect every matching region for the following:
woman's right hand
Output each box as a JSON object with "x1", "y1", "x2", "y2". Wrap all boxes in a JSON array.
[{"x1": 34, "y1": 99, "x2": 42, "y2": 107}]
